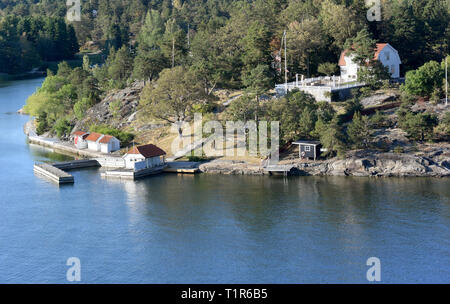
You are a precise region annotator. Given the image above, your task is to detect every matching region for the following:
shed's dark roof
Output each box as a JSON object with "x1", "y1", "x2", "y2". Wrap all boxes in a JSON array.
[{"x1": 293, "y1": 140, "x2": 321, "y2": 145}]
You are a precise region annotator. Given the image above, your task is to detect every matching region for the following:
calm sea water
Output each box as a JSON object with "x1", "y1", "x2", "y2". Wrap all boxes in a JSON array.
[{"x1": 0, "y1": 78, "x2": 449, "y2": 283}]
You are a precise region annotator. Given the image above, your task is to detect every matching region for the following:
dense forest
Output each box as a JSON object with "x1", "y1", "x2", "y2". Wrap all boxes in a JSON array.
[
  {"x1": 0, "y1": 15, "x2": 78, "y2": 73},
  {"x1": 5, "y1": 0, "x2": 449, "y2": 156},
  {"x1": 1, "y1": 0, "x2": 449, "y2": 78}
]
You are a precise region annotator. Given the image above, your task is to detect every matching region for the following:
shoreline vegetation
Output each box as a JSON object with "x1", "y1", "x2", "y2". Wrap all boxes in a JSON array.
[{"x1": 23, "y1": 120, "x2": 450, "y2": 178}]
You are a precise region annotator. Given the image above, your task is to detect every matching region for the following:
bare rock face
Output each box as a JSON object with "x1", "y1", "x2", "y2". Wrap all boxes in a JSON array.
[
  {"x1": 198, "y1": 148, "x2": 450, "y2": 177},
  {"x1": 361, "y1": 93, "x2": 396, "y2": 107},
  {"x1": 73, "y1": 81, "x2": 144, "y2": 132},
  {"x1": 199, "y1": 160, "x2": 267, "y2": 175},
  {"x1": 296, "y1": 152, "x2": 450, "y2": 177}
]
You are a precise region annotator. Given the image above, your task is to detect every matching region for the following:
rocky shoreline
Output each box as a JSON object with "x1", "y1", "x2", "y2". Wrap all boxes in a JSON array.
[
  {"x1": 24, "y1": 120, "x2": 450, "y2": 178},
  {"x1": 199, "y1": 149, "x2": 450, "y2": 178}
]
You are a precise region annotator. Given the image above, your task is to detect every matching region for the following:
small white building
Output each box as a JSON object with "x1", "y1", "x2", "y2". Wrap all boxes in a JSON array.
[
  {"x1": 123, "y1": 144, "x2": 166, "y2": 171},
  {"x1": 86, "y1": 132, "x2": 104, "y2": 152},
  {"x1": 99, "y1": 135, "x2": 121, "y2": 153},
  {"x1": 339, "y1": 43, "x2": 401, "y2": 82},
  {"x1": 72, "y1": 131, "x2": 89, "y2": 149}
]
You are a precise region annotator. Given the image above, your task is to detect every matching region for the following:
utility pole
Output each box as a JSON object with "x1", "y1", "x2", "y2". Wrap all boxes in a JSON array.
[
  {"x1": 284, "y1": 30, "x2": 287, "y2": 94},
  {"x1": 172, "y1": 37, "x2": 175, "y2": 68},
  {"x1": 446, "y1": 56, "x2": 448, "y2": 106}
]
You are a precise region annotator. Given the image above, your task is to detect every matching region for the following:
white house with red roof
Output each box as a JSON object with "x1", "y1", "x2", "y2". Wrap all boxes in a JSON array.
[
  {"x1": 99, "y1": 135, "x2": 120, "y2": 153},
  {"x1": 123, "y1": 144, "x2": 166, "y2": 170},
  {"x1": 339, "y1": 43, "x2": 401, "y2": 82},
  {"x1": 72, "y1": 131, "x2": 90, "y2": 149},
  {"x1": 85, "y1": 132, "x2": 104, "y2": 152}
]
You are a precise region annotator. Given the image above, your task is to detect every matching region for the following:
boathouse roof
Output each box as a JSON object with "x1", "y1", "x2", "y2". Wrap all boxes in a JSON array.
[
  {"x1": 99, "y1": 135, "x2": 118, "y2": 144},
  {"x1": 126, "y1": 144, "x2": 166, "y2": 158},
  {"x1": 85, "y1": 132, "x2": 103, "y2": 142},
  {"x1": 73, "y1": 131, "x2": 88, "y2": 136}
]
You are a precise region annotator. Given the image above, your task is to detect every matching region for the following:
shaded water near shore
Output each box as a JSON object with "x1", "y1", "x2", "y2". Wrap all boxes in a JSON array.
[{"x1": 0, "y1": 78, "x2": 449, "y2": 283}]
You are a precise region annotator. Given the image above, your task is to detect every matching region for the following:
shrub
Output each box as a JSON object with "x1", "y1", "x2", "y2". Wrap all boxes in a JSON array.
[
  {"x1": 90, "y1": 125, "x2": 135, "y2": 146},
  {"x1": 370, "y1": 110, "x2": 387, "y2": 128},
  {"x1": 73, "y1": 98, "x2": 93, "y2": 120},
  {"x1": 393, "y1": 146, "x2": 405, "y2": 153},
  {"x1": 53, "y1": 118, "x2": 73, "y2": 138}
]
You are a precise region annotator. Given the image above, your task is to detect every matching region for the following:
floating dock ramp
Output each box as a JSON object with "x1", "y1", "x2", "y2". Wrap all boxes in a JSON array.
[{"x1": 33, "y1": 163, "x2": 74, "y2": 184}]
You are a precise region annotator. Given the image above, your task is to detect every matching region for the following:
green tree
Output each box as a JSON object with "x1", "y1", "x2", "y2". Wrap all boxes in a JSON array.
[
  {"x1": 140, "y1": 66, "x2": 208, "y2": 137},
  {"x1": 402, "y1": 60, "x2": 445, "y2": 97},
  {"x1": 107, "y1": 46, "x2": 133, "y2": 88},
  {"x1": 398, "y1": 110, "x2": 439, "y2": 141},
  {"x1": 347, "y1": 112, "x2": 371, "y2": 148},
  {"x1": 318, "y1": 62, "x2": 338, "y2": 76},
  {"x1": 318, "y1": 117, "x2": 347, "y2": 158},
  {"x1": 287, "y1": 18, "x2": 325, "y2": 77}
]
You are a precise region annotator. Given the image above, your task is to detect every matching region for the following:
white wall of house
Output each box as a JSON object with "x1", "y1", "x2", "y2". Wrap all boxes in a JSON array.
[
  {"x1": 124, "y1": 154, "x2": 146, "y2": 169},
  {"x1": 87, "y1": 140, "x2": 101, "y2": 152},
  {"x1": 340, "y1": 44, "x2": 401, "y2": 81},
  {"x1": 123, "y1": 154, "x2": 164, "y2": 171},
  {"x1": 100, "y1": 138, "x2": 121, "y2": 153},
  {"x1": 74, "y1": 136, "x2": 88, "y2": 149},
  {"x1": 340, "y1": 53, "x2": 359, "y2": 82},
  {"x1": 377, "y1": 45, "x2": 401, "y2": 78}
]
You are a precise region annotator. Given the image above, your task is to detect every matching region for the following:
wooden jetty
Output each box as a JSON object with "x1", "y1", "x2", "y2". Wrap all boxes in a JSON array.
[
  {"x1": 101, "y1": 165, "x2": 166, "y2": 180},
  {"x1": 33, "y1": 163, "x2": 74, "y2": 184},
  {"x1": 164, "y1": 162, "x2": 200, "y2": 174},
  {"x1": 264, "y1": 164, "x2": 295, "y2": 176}
]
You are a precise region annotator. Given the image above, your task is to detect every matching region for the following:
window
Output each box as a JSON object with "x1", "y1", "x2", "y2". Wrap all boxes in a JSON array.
[
  {"x1": 391, "y1": 65, "x2": 395, "y2": 74},
  {"x1": 305, "y1": 145, "x2": 311, "y2": 152},
  {"x1": 385, "y1": 52, "x2": 390, "y2": 61}
]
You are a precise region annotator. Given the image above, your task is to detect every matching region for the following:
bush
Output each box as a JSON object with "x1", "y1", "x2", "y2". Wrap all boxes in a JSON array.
[
  {"x1": 393, "y1": 146, "x2": 405, "y2": 153},
  {"x1": 36, "y1": 113, "x2": 49, "y2": 135},
  {"x1": 398, "y1": 111, "x2": 439, "y2": 142},
  {"x1": 401, "y1": 60, "x2": 444, "y2": 97},
  {"x1": 90, "y1": 125, "x2": 135, "y2": 146},
  {"x1": 370, "y1": 110, "x2": 387, "y2": 128},
  {"x1": 53, "y1": 118, "x2": 73, "y2": 138},
  {"x1": 73, "y1": 98, "x2": 93, "y2": 120}
]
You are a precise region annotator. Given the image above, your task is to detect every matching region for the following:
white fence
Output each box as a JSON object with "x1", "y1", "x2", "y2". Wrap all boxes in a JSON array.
[{"x1": 95, "y1": 157, "x2": 125, "y2": 168}]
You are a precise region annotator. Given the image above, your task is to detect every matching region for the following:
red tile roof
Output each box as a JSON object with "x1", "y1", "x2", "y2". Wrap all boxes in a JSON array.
[
  {"x1": 127, "y1": 144, "x2": 166, "y2": 158},
  {"x1": 374, "y1": 43, "x2": 388, "y2": 60},
  {"x1": 339, "y1": 43, "x2": 388, "y2": 66},
  {"x1": 73, "y1": 131, "x2": 87, "y2": 136},
  {"x1": 99, "y1": 135, "x2": 115, "y2": 144},
  {"x1": 85, "y1": 132, "x2": 103, "y2": 142}
]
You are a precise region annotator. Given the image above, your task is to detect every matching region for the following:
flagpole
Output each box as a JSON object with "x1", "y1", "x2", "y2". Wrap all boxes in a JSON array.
[
  {"x1": 284, "y1": 30, "x2": 287, "y2": 94},
  {"x1": 445, "y1": 56, "x2": 448, "y2": 106}
]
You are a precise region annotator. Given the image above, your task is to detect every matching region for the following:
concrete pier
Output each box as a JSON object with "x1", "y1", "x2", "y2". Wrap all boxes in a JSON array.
[
  {"x1": 101, "y1": 165, "x2": 166, "y2": 180},
  {"x1": 34, "y1": 163, "x2": 74, "y2": 184},
  {"x1": 52, "y1": 159, "x2": 100, "y2": 170}
]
